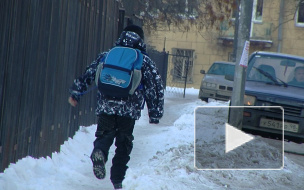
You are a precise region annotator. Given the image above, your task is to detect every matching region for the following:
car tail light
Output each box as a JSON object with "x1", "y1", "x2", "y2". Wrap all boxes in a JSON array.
[{"x1": 243, "y1": 111, "x2": 251, "y2": 117}]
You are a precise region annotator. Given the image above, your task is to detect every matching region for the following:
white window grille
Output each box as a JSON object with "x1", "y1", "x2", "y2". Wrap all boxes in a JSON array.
[{"x1": 171, "y1": 48, "x2": 194, "y2": 83}]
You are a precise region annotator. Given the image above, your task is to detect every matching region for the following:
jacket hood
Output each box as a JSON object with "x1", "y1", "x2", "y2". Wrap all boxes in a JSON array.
[{"x1": 115, "y1": 31, "x2": 146, "y2": 52}]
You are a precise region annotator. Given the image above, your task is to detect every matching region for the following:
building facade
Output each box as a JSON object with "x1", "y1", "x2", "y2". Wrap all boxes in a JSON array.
[{"x1": 145, "y1": 0, "x2": 304, "y2": 89}]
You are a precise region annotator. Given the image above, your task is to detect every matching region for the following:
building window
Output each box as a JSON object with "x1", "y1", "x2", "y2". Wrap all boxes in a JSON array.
[
  {"x1": 230, "y1": 0, "x2": 263, "y2": 22},
  {"x1": 253, "y1": 0, "x2": 263, "y2": 22},
  {"x1": 171, "y1": 48, "x2": 194, "y2": 83},
  {"x1": 295, "y1": 2, "x2": 304, "y2": 27}
]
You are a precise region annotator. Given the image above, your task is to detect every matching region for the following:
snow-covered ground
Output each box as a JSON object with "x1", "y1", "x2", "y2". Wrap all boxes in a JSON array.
[{"x1": 1, "y1": 88, "x2": 304, "y2": 190}]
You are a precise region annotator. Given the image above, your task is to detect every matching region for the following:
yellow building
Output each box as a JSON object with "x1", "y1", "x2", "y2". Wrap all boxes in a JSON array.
[{"x1": 144, "y1": 0, "x2": 304, "y2": 89}]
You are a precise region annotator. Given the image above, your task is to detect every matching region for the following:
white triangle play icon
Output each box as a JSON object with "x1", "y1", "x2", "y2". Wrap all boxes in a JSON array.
[{"x1": 225, "y1": 123, "x2": 255, "y2": 153}]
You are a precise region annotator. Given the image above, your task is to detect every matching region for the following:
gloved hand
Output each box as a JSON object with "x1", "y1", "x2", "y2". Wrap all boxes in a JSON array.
[
  {"x1": 149, "y1": 118, "x2": 159, "y2": 124},
  {"x1": 68, "y1": 97, "x2": 78, "y2": 107}
]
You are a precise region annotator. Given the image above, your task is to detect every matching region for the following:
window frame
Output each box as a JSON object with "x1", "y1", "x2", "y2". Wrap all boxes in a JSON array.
[
  {"x1": 295, "y1": 2, "x2": 304, "y2": 27},
  {"x1": 230, "y1": 0, "x2": 263, "y2": 23},
  {"x1": 252, "y1": 0, "x2": 263, "y2": 23},
  {"x1": 171, "y1": 48, "x2": 194, "y2": 83}
]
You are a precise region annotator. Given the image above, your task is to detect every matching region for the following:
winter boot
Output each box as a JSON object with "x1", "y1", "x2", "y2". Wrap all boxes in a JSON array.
[
  {"x1": 90, "y1": 149, "x2": 106, "y2": 179},
  {"x1": 113, "y1": 183, "x2": 123, "y2": 189}
]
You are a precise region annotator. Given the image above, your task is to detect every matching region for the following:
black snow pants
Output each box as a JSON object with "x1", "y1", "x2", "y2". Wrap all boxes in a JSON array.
[{"x1": 93, "y1": 113, "x2": 135, "y2": 185}]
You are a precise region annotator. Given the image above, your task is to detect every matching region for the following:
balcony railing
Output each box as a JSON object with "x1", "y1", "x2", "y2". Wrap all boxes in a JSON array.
[{"x1": 218, "y1": 21, "x2": 273, "y2": 48}]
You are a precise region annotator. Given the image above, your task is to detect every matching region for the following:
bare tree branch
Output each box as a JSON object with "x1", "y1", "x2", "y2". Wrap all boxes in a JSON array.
[{"x1": 120, "y1": 0, "x2": 302, "y2": 36}]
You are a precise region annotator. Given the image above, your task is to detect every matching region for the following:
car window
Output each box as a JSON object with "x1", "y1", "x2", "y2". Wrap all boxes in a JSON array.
[
  {"x1": 207, "y1": 63, "x2": 235, "y2": 76},
  {"x1": 247, "y1": 55, "x2": 304, "y2": 88}
]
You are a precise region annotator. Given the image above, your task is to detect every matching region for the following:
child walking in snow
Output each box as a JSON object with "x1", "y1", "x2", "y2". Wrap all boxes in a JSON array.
[{"x1": 68, "y1": 25, "x2": 164, "y2": 189}]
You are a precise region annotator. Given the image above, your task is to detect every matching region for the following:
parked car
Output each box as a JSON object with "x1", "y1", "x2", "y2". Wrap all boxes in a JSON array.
[
  {"x1": 198, "y1": 61, "x2": 235, "y2": 102},
  {"x1": 241, "y1": 51, "x2": 304, "y2": 142}
]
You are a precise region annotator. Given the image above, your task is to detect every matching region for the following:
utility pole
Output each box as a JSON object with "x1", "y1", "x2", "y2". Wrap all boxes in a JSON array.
[
  {"x1": 229, "y1": 0, "x2": 253, "y2": 129},
  {"x1": 232, "y1": 0, "x2": 240, "y2": 62}
]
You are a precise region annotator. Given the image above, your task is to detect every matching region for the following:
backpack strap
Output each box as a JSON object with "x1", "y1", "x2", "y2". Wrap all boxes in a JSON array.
[{"x1": 95, "y1": 55, "x2": 106, "y2": 86}]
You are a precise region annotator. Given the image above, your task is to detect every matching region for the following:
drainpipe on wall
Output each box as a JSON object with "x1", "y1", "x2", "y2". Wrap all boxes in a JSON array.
[
  {"x1": 277, "y1": 0, "x2": 285, "y2": 53},
  {"x1": 163, "y1": 37, "x2": 166, "y2": 52}
]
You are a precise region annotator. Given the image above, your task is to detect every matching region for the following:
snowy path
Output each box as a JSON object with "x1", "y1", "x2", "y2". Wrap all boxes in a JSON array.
[{"x1": 1, "y1": 89, "x2": 304, "y2": 190}]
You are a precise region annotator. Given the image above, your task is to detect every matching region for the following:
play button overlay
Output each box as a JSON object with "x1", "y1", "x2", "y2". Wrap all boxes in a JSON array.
[
  {"x1": 225, "y1": 123, "x2": 254, "y2": 153},
  {"x1": 194, "y1": 106, "x2": 283, "y2": 170}
]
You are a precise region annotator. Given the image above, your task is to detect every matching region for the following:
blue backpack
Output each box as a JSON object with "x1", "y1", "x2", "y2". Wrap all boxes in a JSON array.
[{"x1": 95, "y1": 46, "x2": 143, "y2": 98}]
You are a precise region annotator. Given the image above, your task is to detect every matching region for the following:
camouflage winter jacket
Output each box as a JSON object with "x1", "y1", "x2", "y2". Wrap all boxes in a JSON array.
[{"x1": 69, "y1": 31, "x2": 164, "y2": 123}]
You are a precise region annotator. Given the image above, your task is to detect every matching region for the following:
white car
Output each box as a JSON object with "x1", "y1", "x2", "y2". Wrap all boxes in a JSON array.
[{"x1": 198, "y1": 61, "x2": 235, "y2": 102}]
